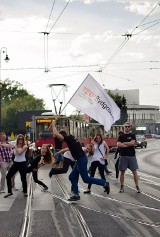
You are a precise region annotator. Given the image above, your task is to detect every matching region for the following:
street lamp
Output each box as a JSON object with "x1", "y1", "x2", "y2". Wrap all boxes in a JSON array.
[{"x1": 0, "y1": 47, "x2": 10, "y2": 131}]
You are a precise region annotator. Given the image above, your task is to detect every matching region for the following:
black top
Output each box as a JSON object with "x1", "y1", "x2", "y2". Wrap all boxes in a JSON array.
[
  {"x1": 63, "y1": 135, "x2": 85, "y2": 160},
  {"x1": 30, "y1": 155, "x2": 42, "y2": 169},
  {"x1": 118, "y1": 133, "x2": 136, "y2": 156},
  {"x1": 54, "y1": 137, "x2": 62, "y2": 150}
]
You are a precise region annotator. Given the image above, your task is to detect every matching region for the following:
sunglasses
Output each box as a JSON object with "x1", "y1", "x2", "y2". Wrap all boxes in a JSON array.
[
  {"x1": 124, "y1": 126, "x2": 130, "y2": 128},
  {"x1": 18, "y1": 138, "x2": 24, "y2": 140}
]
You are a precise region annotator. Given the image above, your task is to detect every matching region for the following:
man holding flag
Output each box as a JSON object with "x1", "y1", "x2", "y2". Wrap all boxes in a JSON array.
[
  {"x1": 49, "y1": 74, "x2": 120, "y2": 201},
  {"x1": 49, "y1": 122, "x2": 110, "y2": 201}
]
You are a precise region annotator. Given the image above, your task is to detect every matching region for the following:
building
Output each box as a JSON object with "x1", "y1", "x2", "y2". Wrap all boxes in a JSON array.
[{"x1": 111, "y1": 89, "x2": 160, "y2": 134}]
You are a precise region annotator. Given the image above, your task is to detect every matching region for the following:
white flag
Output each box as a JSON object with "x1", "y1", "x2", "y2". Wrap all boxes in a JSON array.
[{"x1": 68, "y1": 74, "x2": 120, "y2": 132}]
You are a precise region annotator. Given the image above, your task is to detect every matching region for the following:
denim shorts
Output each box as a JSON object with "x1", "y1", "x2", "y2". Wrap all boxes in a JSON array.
[{"x1": 119, "y1": 156, "x2": 139, "y2": 171}]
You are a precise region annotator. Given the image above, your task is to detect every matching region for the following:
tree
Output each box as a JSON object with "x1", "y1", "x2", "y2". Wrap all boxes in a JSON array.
[
  {"x1": 0, "y1": 79, "x2": 45, "y2": 134},
  {"x1": 107, "y1": 90, "x2": 128, "y2": 124}
]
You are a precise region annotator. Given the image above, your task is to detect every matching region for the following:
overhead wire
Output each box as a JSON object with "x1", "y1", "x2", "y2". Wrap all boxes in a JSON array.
[
  {"x1": 48, "y1": 0, "x2": 71, "y2": 34},
  {"x1": 100, "y1": 1, "x2": 160, "y2": 72},
  {"x1": 45, "y1": 0, "x2": 56, "y2": 32}
]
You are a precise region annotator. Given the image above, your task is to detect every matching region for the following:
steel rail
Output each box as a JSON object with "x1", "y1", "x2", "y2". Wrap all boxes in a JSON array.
[{"x1": 19, "y1": 174, "x2": 33, "y2": 237}]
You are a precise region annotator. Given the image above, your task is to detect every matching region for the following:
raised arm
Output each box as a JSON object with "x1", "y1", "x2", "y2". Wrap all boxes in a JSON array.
[{"x1": 49, "y1": 121, "x2": 64, "y2": 140}]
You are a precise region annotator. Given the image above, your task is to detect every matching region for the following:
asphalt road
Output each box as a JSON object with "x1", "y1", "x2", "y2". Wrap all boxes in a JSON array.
[{"x1": 0, "y1": 138, "x2": 160, "y2": 237}]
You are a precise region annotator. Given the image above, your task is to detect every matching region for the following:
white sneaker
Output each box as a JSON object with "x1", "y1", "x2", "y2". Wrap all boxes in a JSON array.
[
  {"x1": 0, "y1": 188, "x2": 5, "y2": 193},
  {"x1": 13, "y1": 187, "x2": 19, "y2": 191}
]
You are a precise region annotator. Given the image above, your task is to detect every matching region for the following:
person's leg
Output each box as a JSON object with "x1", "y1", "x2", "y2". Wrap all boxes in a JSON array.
[
  {"x1": 18, "y1": 162, "x2": 27, "y2": 194},
  {"x1": 0, "y1": 161, "x2": 7, "y2": 191},
  {"x1": 132, "y1": 170, "x2": 140, "y2": 192},
  {"x1": 98, "y1": 162, "x2": 106, "y2": 180},
  {"x1": 118, "y1": 156, "x2": 128, "y2": 192},
  {"x1": 69, "y1": 163, "x2": 79, "y2": 195},
  {"x1": 115, "y1": 158, "x2": 119, "y2": 179},
  {"x1": 49, "y1": 158, "x2": 70, "y2": 177},
  {"x1": 128, "y1": 156, "x2": 140, "y2": 193},
  {"x1": 77, "y1": 156, "x2": 107, "y2": 187},
  {"x1": 32, "y1": 171, "x2": 48, "y2": 189},
  {"x1": 84, "y1": 161, "x2": 97, "y2": 193},
  {"x1": 5, "y1": 163, "x2": 18, "y2": 194}
]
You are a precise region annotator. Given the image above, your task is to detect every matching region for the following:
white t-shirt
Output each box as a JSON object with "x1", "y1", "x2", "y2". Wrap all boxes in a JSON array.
[
  {"x1": 63, "y1": 147, "x2": 86, "y2": 162},
  {"x1": 91, "y1": 141, "x2": 106, "y2": 165},
  {"x1": 14, "y1": 148, "x2": 26, "y2": 162},
  {"x1": 63, "y1": 151, "x2": 75, "y2": 162}
]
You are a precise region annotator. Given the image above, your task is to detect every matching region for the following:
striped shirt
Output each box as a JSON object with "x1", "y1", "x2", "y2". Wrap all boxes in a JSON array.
[{"x1": 0, "y1": 143, "x2": 13, "y2": 163}]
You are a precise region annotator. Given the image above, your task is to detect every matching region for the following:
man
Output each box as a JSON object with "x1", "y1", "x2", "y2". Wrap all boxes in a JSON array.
[
  {"x1": 117, "y1": 122, "x2": 141, "y2": 193},
  {"x1": 49, "y1": 122, "x2": 110, "y2": 201},
  {"x1": 0, "y1": 132, "x2": 18, "y2": 193}
]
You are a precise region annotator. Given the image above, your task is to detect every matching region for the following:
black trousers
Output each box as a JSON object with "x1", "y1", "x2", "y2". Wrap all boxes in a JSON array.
[
  {"x1": 6, "y1": 161, "x2": 27, "y2": 193},
  {"x1": 52, "y1": 157, "x2": 75, "y2": 174},
  {"x1": 27, "y1": 166, "x2": 48, "y2": 189},
  {"x1": 88, "y1": 160, "x2": 106, "y2": 190},
  {"x1": 51, "y1": 157, "x2": 78, "y2": 192},
  {"x1": 115, "y1": 157, "x2": 120, "y2": 178}
]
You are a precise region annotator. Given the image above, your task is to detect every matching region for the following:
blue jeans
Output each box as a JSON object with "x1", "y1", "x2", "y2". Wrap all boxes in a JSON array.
[{"x1": 69, "y1": 155, "x2": 107, "y2": 195}]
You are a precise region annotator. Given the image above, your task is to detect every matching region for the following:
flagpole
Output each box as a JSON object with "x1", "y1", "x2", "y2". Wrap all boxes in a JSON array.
[{"x1": 60, "y1": 74, "x2": 90, "y2": 115}]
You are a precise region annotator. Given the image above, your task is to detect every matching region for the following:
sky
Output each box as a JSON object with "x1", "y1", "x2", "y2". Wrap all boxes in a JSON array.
[{"x1": 0, "y1": 0, "x2": 160, "y2": 115}]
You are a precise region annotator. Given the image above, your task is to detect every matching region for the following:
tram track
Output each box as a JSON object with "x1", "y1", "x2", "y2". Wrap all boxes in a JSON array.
[
  {"x1": 19, "y1": 174, "x2": 33, "y2": 237},
  {"x1": 54, "y1": 176, "x2": 93, "y2": 237},
  {"x1": 57, "y1": 174, "x2": 160, "y2": 230}
]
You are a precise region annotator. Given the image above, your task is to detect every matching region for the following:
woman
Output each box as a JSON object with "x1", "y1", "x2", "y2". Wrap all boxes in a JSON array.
[
  {"x1": 4, "y1": 134, "x2": 28, "y2": 198},
  {"x1": 27, "y1": 144, "x2": 53, "y2": 191},
  {"x1": 84, "y1": 134, "x2": 110, "y2": 194}
]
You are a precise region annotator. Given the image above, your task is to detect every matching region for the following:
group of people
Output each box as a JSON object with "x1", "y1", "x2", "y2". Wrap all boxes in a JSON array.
[
  {"x1": 0, "y1": 133, "x2": 53, "y2": 198},
  {"x1": 0, "y1": 120, "x2": 140, "y2": 201},
  {"x1": 48, "y1": 120, "x2": 140, "y2": 200}
]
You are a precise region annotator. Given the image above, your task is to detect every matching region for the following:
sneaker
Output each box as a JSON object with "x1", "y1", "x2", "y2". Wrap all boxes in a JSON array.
[
  {"x1": 43, "y1": 187, "x2": 48, "y2": 191},
  {"x1": 0, "y1": 188, "x2": 5, "y2": 193},
  {"x1": 49, "y1": 169, "x2": 54, "y2": 178},
  {"x1": 13, "y1": 187, "x2": 19, "y2": 191},
  {"x1": 136, "y1": 187, "x2": 141, "y2": 193},
  {"x1": 104, "y1": 182, "x2": 110, "y2": 194},
  {"x1": 24, "y1": 193, "x2": 28, "y2": 197},
  {"x1": 68, "y1": 195, "x2": 80, "y2": 201},
  {"x1": 84, "y1": 190, "x2": 91, "y2": 194},
  {"x1": 119, "y1": 188, "x2": 124, "y2": 193}
]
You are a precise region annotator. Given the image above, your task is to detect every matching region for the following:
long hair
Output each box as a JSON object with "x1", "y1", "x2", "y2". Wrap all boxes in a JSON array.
[
  {"x1": 42, "y1": 144, "x2": 53, "y2": 164},
  {"x1": 94, "y1": 134, "x2": 103, "y2": 145},
  {"x1": 16, "y1": 134, "x2": 25, "y2": 147}
]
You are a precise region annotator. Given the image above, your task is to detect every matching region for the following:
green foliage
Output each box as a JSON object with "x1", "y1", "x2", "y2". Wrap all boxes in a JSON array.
[
  {"x1": 0, "y1": 79, "x2": 45, "y2": 134},
  {"x1": 107, "y1": 90, "x2": 128, "y2": 124}
]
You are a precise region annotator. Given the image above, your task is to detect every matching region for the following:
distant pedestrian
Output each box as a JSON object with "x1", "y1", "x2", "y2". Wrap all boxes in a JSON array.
[
  {"x1": 49, "y1": 121, "x2": 110, "y2": 201},
  {"x1": 84, "y1": 134, "x2": 110, "y2": 194},
  {"x1": 117, "y1": 122, "x2": 141, "y2": 193},
  {"x1": 27, "y1": 144, "x2": 53, "y2": 191},
  {"x1": 4, "y1": 134, "x2": 28, "y2": 198}
]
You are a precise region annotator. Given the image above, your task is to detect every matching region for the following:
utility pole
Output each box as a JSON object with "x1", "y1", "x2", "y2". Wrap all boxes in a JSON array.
[{"x1": 0, "y1": 47, "x2": 10, "y2": 131}]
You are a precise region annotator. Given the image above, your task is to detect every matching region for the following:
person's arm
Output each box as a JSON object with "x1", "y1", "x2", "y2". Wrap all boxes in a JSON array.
[
  {"x1": 49, "y1": 122, "x2": 64, "y2": 140},
  {"x1": 123, "y1": 140, "x2": 135, "y2": 146},
  {"x1": 117, "y1": 142, "x2": 128, "y2": 148},
  {"x1": 0, "y1": 143, "x2": 14, "y2": 149},
  {"x1": 15, "y1": 145, "x2": 28, "y2": 155},
  {"x1": 54, "y1": 148, "x2": 69, "y2": 158}
]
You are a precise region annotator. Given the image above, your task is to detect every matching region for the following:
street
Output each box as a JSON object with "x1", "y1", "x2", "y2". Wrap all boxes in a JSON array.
[{"x1": 0, "y1": 138, "x2": 160, "y2": 237}]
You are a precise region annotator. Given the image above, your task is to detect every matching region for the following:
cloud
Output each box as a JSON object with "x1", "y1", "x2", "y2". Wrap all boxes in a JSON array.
[{"x1": 116, "y1": 1, "x2": 159, "y2": 15}]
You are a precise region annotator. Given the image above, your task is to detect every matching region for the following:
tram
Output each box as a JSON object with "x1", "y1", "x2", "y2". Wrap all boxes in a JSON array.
[{"x1": 32, "y1": 112, "x2": 123, "y2": 151}]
